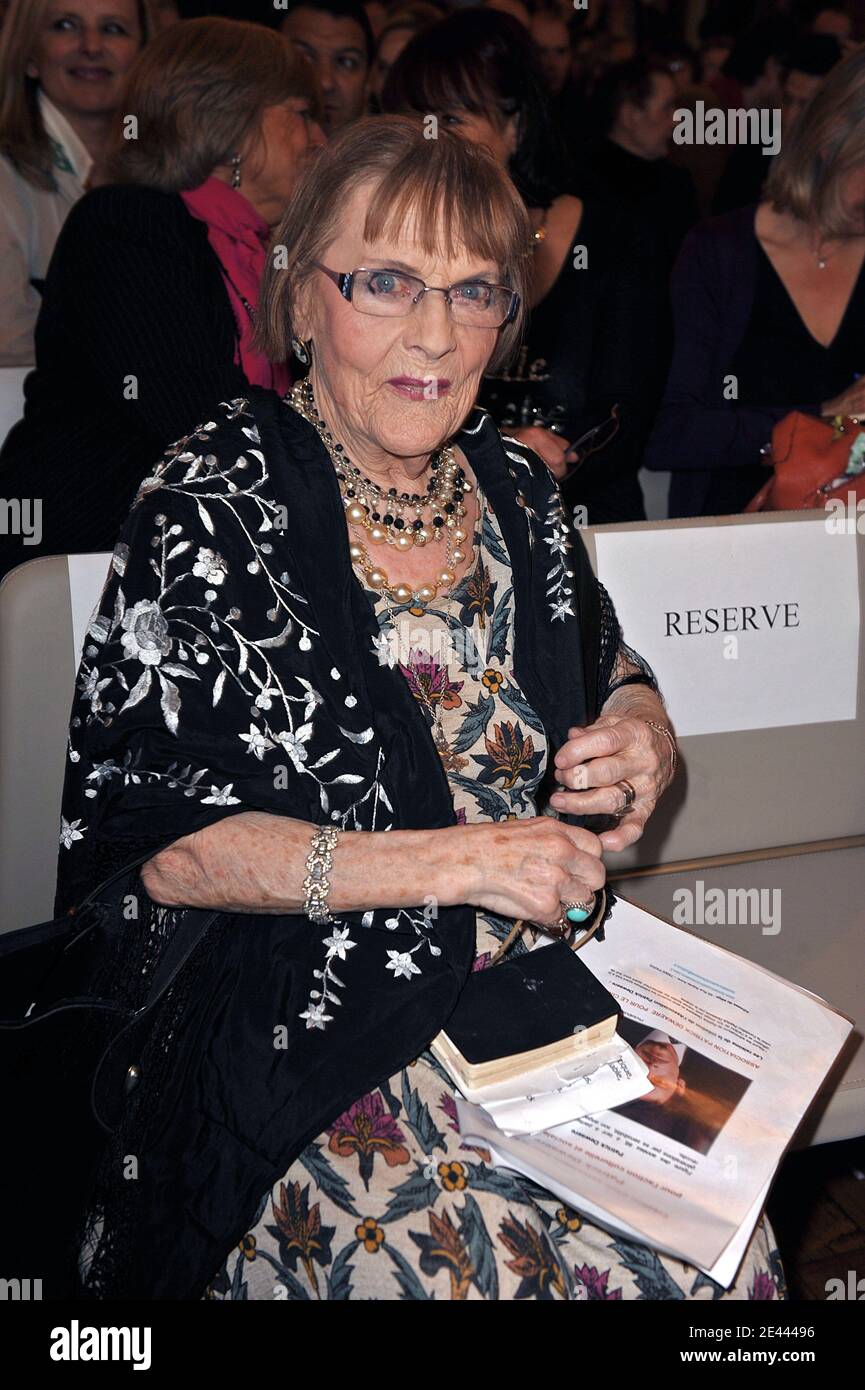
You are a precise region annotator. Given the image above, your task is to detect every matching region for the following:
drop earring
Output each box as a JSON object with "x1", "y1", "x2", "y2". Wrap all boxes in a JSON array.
[
  {"x1": 230, "y1": 153, "x2": 242, "y2": 189},
  {"x1": 290, "y1": 336, "x2": 312, "y2": 366}
]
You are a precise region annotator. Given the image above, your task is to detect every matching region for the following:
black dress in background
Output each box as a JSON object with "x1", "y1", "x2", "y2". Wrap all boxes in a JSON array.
[
  {"x1": 571, "y1": 138, "x2": 698, "y2": 281},
  {"x1": 0, "y1": 185, "x2": 245, "y2": 579},
  {"x1": 713, "y1": 143, "x2": 774, "y2": 216},
  {"x1": 706, "y1": 243, "x2": 865, "y2": 514},
  {"x1": 479, "y1": 198, "x2": 656, "y2": 524}
]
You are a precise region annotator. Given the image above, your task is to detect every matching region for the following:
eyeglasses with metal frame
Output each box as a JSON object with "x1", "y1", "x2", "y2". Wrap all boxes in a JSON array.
[{"x1": 313, "y1": 261, "x2": 520, "y2": 328}]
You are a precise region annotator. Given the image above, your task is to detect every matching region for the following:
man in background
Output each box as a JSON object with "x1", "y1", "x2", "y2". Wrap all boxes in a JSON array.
[
  {"x1": 575, "y1": 55, "x2": 699, "y2": 275},
  {"x1": 531, "y1": 5, "x2": 572, "y2": 97},
  {"x1": 281, "y1": 0, "x2": 372, "y2": 134}
]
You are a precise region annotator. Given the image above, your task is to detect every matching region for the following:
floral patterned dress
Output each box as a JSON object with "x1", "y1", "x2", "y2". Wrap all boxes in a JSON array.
[{"x1": 201, "y1": 491, "x2": 787, "y2": 1302}]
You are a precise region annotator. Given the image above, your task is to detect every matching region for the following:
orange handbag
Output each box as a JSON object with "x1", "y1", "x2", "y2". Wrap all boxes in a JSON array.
[{"x1": 745, "y1": 411, "x2": 865, "y2": 512}]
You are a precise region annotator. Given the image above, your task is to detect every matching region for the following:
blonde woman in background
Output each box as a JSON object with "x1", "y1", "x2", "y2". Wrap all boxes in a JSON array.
[
  {"x1": 0, "y1": 0, "x2": 148, "y2": 364},
  {"x1": 0, "y1": 18, "x2": 324, "y2": 579},
  {"x1": 646, "y1": 43, "x2": 865, "y2": 517}
]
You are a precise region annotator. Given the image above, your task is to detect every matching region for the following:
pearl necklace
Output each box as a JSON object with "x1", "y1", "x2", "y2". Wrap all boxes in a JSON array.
[{"x1": 289, "y1": 377, "x2": 473, "y2": 609}]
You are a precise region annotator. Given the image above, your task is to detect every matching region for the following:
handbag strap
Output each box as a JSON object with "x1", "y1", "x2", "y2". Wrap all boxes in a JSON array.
[
  {"x1": 69, "y1": 843, "x2": 162, "y2": 919},
  {"x1": 0, "y1": 847, "x2": 216, "y2": 1030},
  {"x1": 1, "y1": 845, "x2": 224, "y2": 1132}
]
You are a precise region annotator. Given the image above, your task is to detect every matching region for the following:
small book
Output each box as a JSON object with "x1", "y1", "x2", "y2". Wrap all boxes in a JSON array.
[{"x1": 430, "y1": 940, "x2": 621, "y2": 1091}]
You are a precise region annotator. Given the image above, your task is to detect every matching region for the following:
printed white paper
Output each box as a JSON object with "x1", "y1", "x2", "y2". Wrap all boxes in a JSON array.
[
  {"x1": 482, "y1": 1046, "x2": 652, "y2": 1135},
  {"x1": 458, "y1": 897, "x2": 852, "y2": 1286}
]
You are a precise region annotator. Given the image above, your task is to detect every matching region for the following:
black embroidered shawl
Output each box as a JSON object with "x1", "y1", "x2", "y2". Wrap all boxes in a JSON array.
[{"x1": 51, "y1": 387, "x2": 628, "y2": 1299}]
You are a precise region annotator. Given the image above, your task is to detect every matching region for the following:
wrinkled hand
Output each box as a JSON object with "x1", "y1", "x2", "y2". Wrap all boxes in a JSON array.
[
  {"x1": 455, "y1": 817, "x2": 606, "y2": 927},
  {"x1": 505, "y1": 425, "x2": 574, "y2": 481},
  {"x1": 549, "y1": 714, "x2": 674, "y2": 851}
]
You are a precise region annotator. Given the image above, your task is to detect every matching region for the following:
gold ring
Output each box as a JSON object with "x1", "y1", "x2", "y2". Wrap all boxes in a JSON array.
[{"x1": 613, "y1": 779, "x2": 636, "y2": 816}]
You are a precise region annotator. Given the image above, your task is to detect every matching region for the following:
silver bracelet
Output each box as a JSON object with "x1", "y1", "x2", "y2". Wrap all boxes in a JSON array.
[
  {"x1": 645, "y1": 719, "x2": 678, "y2": 781},
  {"x1": 303, "y1": 825, "x2": 342, "y2": 923}
]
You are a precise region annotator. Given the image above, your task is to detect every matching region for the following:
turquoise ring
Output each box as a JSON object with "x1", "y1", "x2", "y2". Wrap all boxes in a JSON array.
[{"x1": 563, "y1": 897, "x2": 594, "y2": 924}]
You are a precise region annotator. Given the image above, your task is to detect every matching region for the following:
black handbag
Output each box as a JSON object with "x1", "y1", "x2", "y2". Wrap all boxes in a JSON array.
[
  {"x1": 0, "y1": 854, "x2": 218, "y2": 1058},
  {"x1": 0, "y1": 867, "x2": 139, "y2": 1026},
  {"x1": 0, "y1": 856, "x2": 219, "y2": 1297}
]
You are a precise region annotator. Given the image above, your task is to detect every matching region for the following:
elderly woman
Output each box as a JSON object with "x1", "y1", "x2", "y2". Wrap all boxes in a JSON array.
[
  {"x1": 0, "y1": 17, "x2": 324, "y2": 577},
  {"x1": 38, "y1": 118, "x2": 784, "y2": 1301}
]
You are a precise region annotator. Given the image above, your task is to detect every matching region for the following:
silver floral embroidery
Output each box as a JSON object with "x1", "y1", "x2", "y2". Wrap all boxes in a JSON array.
[
  {"x1": 67, "y1": 401, "x2": 352, "y2": 817},
  {"x1": 62, "y1": 397, "x2": 424, "y2": 1036},
  {"x1": 501, "y1": 438, "x2": 538, "y2": 476},
  {"x1": 300, "y1": 924, "x2": 358, "y2": 1030},
  {"x1": 500, "y1": 437, "x2": 577, "y2": 619},
  {"x1": 458, "y1": 409, "x2": 492, "y2": 437},
  {"x1": 544, "y1": 492, "x2": 576, "y2": 622},
  {"x1": 59, "y1": 816, "x2": 86, "y2": 849},
  {"x1": 386, "y1": 951, "x2": 421, "y2": 980}
]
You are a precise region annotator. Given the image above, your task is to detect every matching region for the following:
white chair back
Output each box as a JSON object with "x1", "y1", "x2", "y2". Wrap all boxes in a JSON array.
[
  {"x1": 0, "y1": 553, "x2": 111, "y2": 932},
  {"x1": 0, "y1": 366, "x2": 29, "y2": 447}
]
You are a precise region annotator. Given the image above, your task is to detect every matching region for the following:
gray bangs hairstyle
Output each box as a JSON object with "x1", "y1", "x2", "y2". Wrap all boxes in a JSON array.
[
  {"x1": 254, "y1": 115, "x2": 533, "y2": 376},
  {"x1": 765, "y1": 45, "x2": 865, "y2": 237}
]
